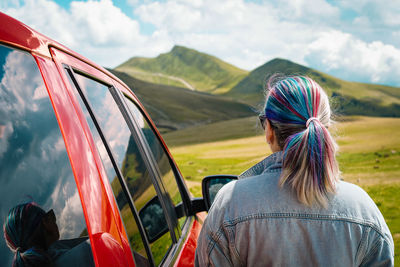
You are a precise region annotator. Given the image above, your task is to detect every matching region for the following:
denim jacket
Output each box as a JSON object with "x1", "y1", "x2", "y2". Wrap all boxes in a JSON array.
[{"x1": 195, "y1": 152, "x2": 394, "y2": 266}]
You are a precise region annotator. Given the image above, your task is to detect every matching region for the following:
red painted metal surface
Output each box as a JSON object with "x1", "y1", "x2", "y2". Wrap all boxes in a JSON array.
[
  {"x1": 35, "y1": 54, "x2": 134, "y2": 267},
  {"x1": 92, "y1": 232, "x2": 129, "y2": 266},
  {"x1": 174, "y1": 215, "x2": 206, "y2": 267},
  {"x1": 0, "y1": 12, "x2": 50, "y2": 57},
  {"x1": 48, "y1": 48, "x2": 136, "y2": 267}
]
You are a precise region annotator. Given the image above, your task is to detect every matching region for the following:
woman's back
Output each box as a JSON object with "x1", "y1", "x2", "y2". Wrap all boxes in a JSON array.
[
  {"x1": 195, "y1": 76, "x2": 394, "y2": 266},
  {"x1": 196, "y1": 152, "x2": 393, "y2": 266}
]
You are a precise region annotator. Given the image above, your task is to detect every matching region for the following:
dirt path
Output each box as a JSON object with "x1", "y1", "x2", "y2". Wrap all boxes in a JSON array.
[
  {"x1": 154, "y1": 72, "x2": 195, "y2": 90},
  {"x1": 184, "y1": 180, "x2": 201, "y2": 188}
]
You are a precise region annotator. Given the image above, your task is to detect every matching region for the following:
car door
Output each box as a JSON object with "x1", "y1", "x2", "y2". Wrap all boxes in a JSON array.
[
  {"x1": 50, "y1": 47, "x2": 197, "y2": 266},
  {"x1": 0, "y1": 43, "x2": 103, "y2": 266},
  {"x1": 112, "y1": 80, "x2": 206, "y2": 267},
  {"x1": 36, "y1": 47, "x2": 134, "y2": 267}
]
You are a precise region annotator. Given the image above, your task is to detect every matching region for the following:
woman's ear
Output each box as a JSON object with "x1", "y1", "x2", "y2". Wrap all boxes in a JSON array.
[
  {"x1": 266, "y1": 120, "x2": 274, "y2": 145},
  {"x1": 266, "y1": 120, "x2": 282, "y2": 152}
]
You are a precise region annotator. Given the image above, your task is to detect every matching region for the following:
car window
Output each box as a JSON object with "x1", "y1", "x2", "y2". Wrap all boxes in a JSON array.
[
  {"x1": 0, "y1": 45, "x2": 94, "y2": 266},
  {"x1": 64, "y1": 71, "x2": 150, "y2": 266},
  {"x1": 67, "y1": 71, "x2": 173, "y2": 266},
  {"x1": 124, "y1": 98, "x2": 187, "y2": 230}
]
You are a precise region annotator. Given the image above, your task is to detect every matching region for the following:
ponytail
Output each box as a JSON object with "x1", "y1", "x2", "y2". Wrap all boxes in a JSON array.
[
  {"x1": 14, "y1": 248, "x2": 24, "y2": 267},
  {"x1": 14, "y1": 247, "x2": 51, "y2": 267},
  {"x1": 264, "y1": 76, "x2": 339, "y2": 206}
]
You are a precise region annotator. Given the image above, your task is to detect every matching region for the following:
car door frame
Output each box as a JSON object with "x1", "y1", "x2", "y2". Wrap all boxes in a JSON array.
[{"x1": 50, "y1": 46, "x2": 194, "y2": 266}]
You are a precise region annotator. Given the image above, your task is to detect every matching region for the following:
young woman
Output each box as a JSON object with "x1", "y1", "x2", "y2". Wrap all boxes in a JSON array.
[{"x1": 195, "y1": 76, "x2": 394, "y2": 266}]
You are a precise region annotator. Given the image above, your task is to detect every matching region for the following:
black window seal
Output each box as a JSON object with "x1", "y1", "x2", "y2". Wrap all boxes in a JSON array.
[
  {"x1": 122, "y1": 95, "x2": 191, "y2": 220},
  {"x1": 110, "y1": 86, "x2": 184, "y2": 265},
  {"x1": 121, "y1": 93, "x2": 199, "y2": 267},
  {"x1": 108, "y1": 85, "x2": 178, "y2": 244},
  {"x1": 64, "y1": 65, "x2": 156, "y2": 266}
]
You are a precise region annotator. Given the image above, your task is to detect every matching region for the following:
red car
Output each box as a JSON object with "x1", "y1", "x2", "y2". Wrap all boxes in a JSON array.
[{"x1": 0, "y1": 12, "x2": 235, "y2": 267}]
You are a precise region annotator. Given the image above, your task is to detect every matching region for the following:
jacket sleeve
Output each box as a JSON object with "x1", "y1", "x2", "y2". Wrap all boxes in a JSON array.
[
  {"x1": 195, "y1": 181, "x2": 242, "y2": 267},
  {"x1": 195, "y1": 227, "x2": 234, "y2": 267},
  {"x1": 360, "y1": 231, "x2": 394, "y2": 267}
]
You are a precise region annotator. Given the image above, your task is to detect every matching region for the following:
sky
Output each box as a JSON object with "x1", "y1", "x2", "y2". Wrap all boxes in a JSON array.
[{"x1": 1, "y1": 0, "x2": 400, "y2": 87}]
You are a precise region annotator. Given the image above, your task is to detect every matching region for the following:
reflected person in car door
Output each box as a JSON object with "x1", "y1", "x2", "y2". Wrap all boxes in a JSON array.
[{"x1": 4, "y1": 202, "x2": 94, "y2": 267}]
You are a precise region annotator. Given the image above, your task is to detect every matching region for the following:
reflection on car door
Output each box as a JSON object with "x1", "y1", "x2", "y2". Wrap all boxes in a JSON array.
[{"x1": 64, "y1": 68, "x2": 182, "y2": 266}]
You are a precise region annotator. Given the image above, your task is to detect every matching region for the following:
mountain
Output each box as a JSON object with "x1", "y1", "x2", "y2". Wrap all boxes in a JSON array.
[
  {"x1": 115, "y1": 45, "x2": 248, "y2": 94},
  {"x1": 109, "y1": 70, "x2": 254, "y2": 133},
  {"x1": 115, "y1": 47, "x2": 400, "y2": 118},
  {"x1": 227, "y1": 58, "x2": 400, "y2": 117}
]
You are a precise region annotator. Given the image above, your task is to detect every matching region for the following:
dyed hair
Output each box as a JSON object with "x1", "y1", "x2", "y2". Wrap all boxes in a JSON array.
[
  {"x1": 263, "y1": 76, "x2": 339, "y2": 206},
  {"x1": 3, "y1": 202, "x2": 51, "y2": 267}
]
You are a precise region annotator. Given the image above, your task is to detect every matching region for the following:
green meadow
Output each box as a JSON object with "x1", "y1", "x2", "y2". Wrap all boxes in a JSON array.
[{"x1": 164, "y1": 116, "x2": 400, "y2": 263}]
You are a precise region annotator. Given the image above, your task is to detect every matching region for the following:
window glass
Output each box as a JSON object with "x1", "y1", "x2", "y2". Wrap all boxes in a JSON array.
[
  {"x1": 0, "y1": 45, "x2": 94, "y2": 266},
  {"x1": 65, "y1": 72, "x2": 149, "y2": 265},
  {"x1": 124, "y1": 99, "x2": 186, "y2": 230},
  {"x1": 71, "y1": 73, "x2": 172, "y2": 265}
]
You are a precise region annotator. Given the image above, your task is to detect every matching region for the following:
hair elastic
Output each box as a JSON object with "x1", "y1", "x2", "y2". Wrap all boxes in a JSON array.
[{"x1": 306, "y1": 117, "x2": 319, "y2": 128}]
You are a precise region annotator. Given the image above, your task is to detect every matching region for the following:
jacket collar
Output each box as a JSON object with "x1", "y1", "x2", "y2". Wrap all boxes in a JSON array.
[{"x1": 239, "y1": 151, "x2": 283, "y2": 179}]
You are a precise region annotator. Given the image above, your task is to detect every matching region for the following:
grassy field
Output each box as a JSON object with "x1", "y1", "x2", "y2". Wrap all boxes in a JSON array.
[
  {"x1": 165, "y1": 116, "x2": 400, "y2": 263},
  {"x1": 110, "y1": 70, "x2": 254, "y2": 132},
  {"x1": 163, "y1": 116, "x2": 263, "y2": 147}
]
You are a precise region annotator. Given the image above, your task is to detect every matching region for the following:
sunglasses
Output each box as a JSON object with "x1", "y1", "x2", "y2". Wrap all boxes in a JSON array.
[
  {"x1": 44, "y1": 209, "x2": 56, "y2": 222},
  {"x1": 259, "y1": 114, "x2": 267, "y2": 130}
]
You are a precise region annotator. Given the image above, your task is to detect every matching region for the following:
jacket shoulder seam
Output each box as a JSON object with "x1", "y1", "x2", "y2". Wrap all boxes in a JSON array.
[
  {"x1": 206, "y1": 227, "x2": 224, "y2": 254},
  {"x1": 223, "y1": 213, "x2": 389, "y2": 243}
]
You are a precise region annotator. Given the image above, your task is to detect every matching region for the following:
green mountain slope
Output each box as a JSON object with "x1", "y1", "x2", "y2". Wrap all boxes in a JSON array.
[
  {"x1": 110, "y1": 70, "x2": 254, "y2": 133},
  {"x1": 227, "y1": 58, "x2": 400, "y2": 117},
  {"x1": 115, "y1": 45, "x2": 248, "y2": 94}
]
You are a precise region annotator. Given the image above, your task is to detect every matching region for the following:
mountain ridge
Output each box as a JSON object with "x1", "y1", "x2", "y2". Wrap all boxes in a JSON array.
[
  {"x1": 114, "y1": 46, "x2": 400, "y2": 119},
  {"x1": 226, "y1": 58, "x2": 400, "y2": 117},
  {"x1": 116, "y1": 45, "x2": 248, "y2": 93}
]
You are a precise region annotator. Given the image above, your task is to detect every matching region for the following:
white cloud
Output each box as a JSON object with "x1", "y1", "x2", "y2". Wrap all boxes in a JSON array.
[
  {"x1": 337, "y1": 0, "x2": 400, "y2": 27},
  {"x1": 305, "y1": 30, "x2": 400, "y2": 85},
  {"x1": 2, "y1": 0, "x2": 399, "y2": 86},
  {"x1": 58, "y1": 187, "x2": 85, "y2": 238},
  {"x1": 3, "y1": 0, "x2": 170, "y2": 67},
  {"x1": 134, "y1": 0, "x2": 400, "y2": 86},
  {"x1": 127, "y1": 0, "x2": 139, "y2": 5},
  {"x1": 134, "y1": 0, "x2": 331, "y2": 69},
  {"x1": 276, "y1": 0, "x2": 340, "y2": 23},
  {"x1": 332, "y1": 0, "x2": 400, "y2": 47},
  {"x1": 136, "y1": 1, "x2": 202, "y2": 32},
  {"x1": 69, "y1": 0, "x2": 142, "y2": 46},
  {"x1": 135, "y1": 0, "x2": 276, "y2": 34},
  {"x1": 5, "y1": 0, "x2": 72, "y2": 44}
]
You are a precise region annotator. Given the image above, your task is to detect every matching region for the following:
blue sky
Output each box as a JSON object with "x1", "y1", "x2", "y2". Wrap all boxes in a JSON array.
[{"x1": 2, "y1": 0, "x2": 400, "y2": 87}]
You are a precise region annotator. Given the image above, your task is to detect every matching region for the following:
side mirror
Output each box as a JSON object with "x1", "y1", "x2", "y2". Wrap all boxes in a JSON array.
[
  {"x1": 139, "y1": 196, "x2": 169, "y2": 243},
  {"x1": 202, "y1": 175, "x2": 238, "y2": 211}
]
